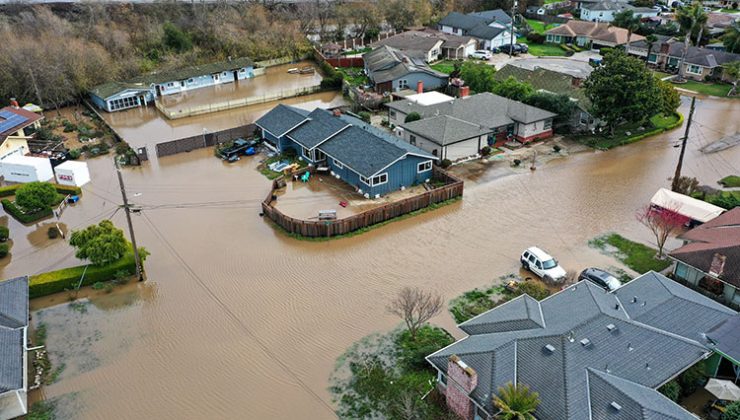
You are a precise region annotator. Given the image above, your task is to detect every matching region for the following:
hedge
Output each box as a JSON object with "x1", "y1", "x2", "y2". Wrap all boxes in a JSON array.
[
  {"x1": 0, "y1": 183, "x2": 82, "y2": 198},
  {"x1": 1, "y1": 199, "x2": 53, "y2": 223},
  {"x1": 29, "y1": 252, "x2": 137, "y2": 298}
]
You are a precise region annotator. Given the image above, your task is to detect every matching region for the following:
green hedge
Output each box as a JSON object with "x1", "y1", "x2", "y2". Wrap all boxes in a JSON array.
[
  {"x1": 1, "y1": 199, "x2": 53, "y2": 223},
  {"x1": 29, "y1": 252, "x2": 137, "y2": 298},
  {"x1": 0, "y1": 183, "x2": 82, "y2": 198}
]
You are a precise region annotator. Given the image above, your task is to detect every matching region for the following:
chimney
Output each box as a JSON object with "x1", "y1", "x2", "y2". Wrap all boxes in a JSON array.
[
  {"x1": 709, "y1": 253, "x2": 726, "y2": 278},
  {"x1": 10, "y1": 98, "x2": 19, "y2": 108},
  {"x1": 332, "y1": 109, "x2": 342, "y2": 117},
  {"x1": 460, "y1": 86, "x2": 470, "y2": 98},
  {"x1": 417, "y1": 80, "x2": 424, "y2": 93},
  {"x1": 446, "y1": 355, "x2": 478, "y2": 420}
]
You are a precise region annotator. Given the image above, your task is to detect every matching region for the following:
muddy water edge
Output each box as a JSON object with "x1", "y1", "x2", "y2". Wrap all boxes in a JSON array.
[{"x1": 7, "y1": 96, "x2": 740, "y2": 419}]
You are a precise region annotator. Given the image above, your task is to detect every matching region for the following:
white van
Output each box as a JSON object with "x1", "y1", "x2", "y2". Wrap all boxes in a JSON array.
[{"x1": 520, "y1": 247, "x2": 567, "y2": 283}]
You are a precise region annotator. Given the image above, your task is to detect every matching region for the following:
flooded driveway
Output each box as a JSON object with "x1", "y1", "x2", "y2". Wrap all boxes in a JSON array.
[{"x1": 5, "y1": 95, "x2": 739, "y2": 419}]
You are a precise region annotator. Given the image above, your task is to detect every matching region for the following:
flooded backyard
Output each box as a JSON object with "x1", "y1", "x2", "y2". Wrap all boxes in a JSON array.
[{"x1": 3, "y1": 95, "x2": 739, "y2": 419}]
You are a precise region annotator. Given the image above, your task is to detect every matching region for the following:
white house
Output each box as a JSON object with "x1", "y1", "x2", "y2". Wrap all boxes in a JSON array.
[
  {"x1": 581, "y1": 1, "x2": 660, "y2": 22},
  {"x1": 438, "y1": 10, "x2": 515, "y2": 50}
]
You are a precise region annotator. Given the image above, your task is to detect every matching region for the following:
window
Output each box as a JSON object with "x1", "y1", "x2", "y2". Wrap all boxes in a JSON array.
[
  {"x1": 390, "y1": 110, "x2": 397, "y2": 118},
  {"x1": 417, "y1": 160, "x2": 432, "y2": 173},
  {"x1": 437, "y1": 371, "x2": 447, "y2": 386},
  {"x1": 167, "y1": 82, "x2": 174, "y2": 87},
  {"x1": 371, "y1": 173, "x2": 388, "y2": 186},
  {"x1": 188, "y1": 78, "x2": 194, "y2": 83},
  {"x1": 302, "y1": 147, "x2": 312, "y2": 160},
  {"x1": 687, "y1": 64, "x2": 702, "y2": 75},
  {"x1": 360, "y1": 175, "x2": 370, "y2": 185},
  {"x1": 647, "y1": 54, "x2": 657, "y2": 63},
  {"x1": 544, "y1": 119, "x2": 552, "y2": 130},
  {"x1": 398, "y1": 79, "x2": 409, "y2": 89},
  {"x1": 240, "y1": 69, "x2": 246, "y2": 73},
  {"x1": 675, "y1": 263, "x2": 688, "y2": 280},
  {"x1": 409, "y1": 135, "x2": 417, "y2": 145},
  {"x1": 333, "y1": 158, "x2": 344, "y2": 169}
]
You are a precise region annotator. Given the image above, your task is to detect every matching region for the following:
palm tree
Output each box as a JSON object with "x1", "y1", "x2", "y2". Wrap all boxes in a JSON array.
[
  {"x1": 675, "y1": 2, "x2": 706, "y2": 81},
  {"x1": 645, "y1": 34, "x2": 658, "y2": 68},
  {"x1": 493, "y1": 383, "x2": 540, "y2": 420},
  {"x1": 723, "y1": 22, "x2": 740, "y2": 54},
  {"x1": 613, "y1": 10, "x2": 642, "y2": 45},
  {"x1": 723, "y1": 61, "x2": 740, "y2": 96}
]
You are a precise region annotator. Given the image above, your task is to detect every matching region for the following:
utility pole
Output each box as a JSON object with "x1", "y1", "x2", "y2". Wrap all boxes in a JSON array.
[
  {"x1": 671, "y1": 96, "x2": 696, "y2": 192},
  {"x1": 509, "y1": 0, "x2": 519, "y2": 58},
  {"x1": 116, "y1": 160, "x2": 144, "y2": 282}
]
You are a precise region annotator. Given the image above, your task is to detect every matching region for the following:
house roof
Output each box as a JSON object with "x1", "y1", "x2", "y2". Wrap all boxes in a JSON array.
[
  {"x1": 438, "y1": 11, "x2": 510, "y2": 41},
  {"x1": 427, "y1": 272, "x2": 735, "y2": 420},
  {"x1": 494, "y1": 64, "x2": 592, "y2": 110},
  {"x1": 388, "y1": 92, "x2": 555, "y2": 128},
  {"x1": 546, "y1": 21, "x2": 643, "y2": 45},
  {"x1": 650, "y1": 188, "x2": 726, "y2": 223},
  {"x1": 91, "y1": 57, "x2": 254, "y2": 100},
  {"x1": 439, "y1": 11, "x2": 492, "y2": 31},
  {"x1": 363, "y1": 46, "x2": 448, "y2": 84},
  {"x1": 428, "y1": 30, "x2": 478, "y2": 49},
  {"x1": 669, "y1": 208, "x2": 740, "y2": 287},
  {"x1": 707, "y1": 314, "x2": 740, "y2": 364},
  {"x1": 286, "y1": 108, "x2": 350, "y2": 149},
  {"x1": 371, "y1": 31, "x2": 445, "y2": 58},
  {"x1": 468, "y1": 24, "x2": 507, "y2": 40},
  {"x1": 0, "y1": 106, "x2": 43, "y2": 139},
  {"x1": 628, "y1": 34, "x2": 673, "y2": 50},
  {"x1": 0, "y1": 276, "x2": 29, "y2": 394},
  {"x1": 469, "y1": 9, "x2": 513, "y2": 25},
  {"x1": 666, "y1": 43, "x2": 740, "y2": 68},
  {"x1": 255, "y1": 104, "x2": 310, "y2": 137},
  {"x1": 582, "y1": 1, "x2": 630, "y2": 11},
  {"x1": 401, "y1": 115, "x2": 493, "y2": 146}
]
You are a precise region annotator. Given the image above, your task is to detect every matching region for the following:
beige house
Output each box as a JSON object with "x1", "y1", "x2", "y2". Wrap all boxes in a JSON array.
[
  {"x1": 545, "y1": 20, "x2": 643, "y2": 48},
  {"x1": 0, "y1": 103, "x2": 43, "y2": 160}
]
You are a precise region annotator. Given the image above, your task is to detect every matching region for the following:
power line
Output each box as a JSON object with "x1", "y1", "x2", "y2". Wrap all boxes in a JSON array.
[{"x1": 139, "y1": 212, "x2": 336, "y2": 415}]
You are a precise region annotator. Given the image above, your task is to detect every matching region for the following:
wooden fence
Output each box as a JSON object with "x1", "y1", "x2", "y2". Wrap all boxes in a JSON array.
[
  {"x1": 155, "y1": 124, "x2": 256, "y2": 158},
  {"x1": 261, "y1": 166, "x2": 464, "y2": 238}
]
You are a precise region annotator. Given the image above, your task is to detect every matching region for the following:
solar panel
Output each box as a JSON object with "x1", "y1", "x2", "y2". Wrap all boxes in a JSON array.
[{"x1": 0, "y1": 110, "x2": 29, "y2": 134}]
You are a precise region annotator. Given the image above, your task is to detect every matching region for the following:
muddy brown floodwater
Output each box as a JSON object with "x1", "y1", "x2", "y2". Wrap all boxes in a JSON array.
[{"x1": 4, "y1": 96, "x2": 738, "y2": 419}]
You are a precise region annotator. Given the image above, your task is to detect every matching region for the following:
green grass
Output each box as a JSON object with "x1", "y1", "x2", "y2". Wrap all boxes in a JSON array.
[
  {"x1": 673, "y1": 80, "x2": 733, "y2": 97},
  {"x1": 335, "y1": 67, "x2": 368, "y2": 87},
  {"x1": 449, "y1": 275, "x2": 552, "y2": 323},
  {"x1": 718, "y1": 8, "x2": 740, "y2": 13},
  {"x1": 341, "y1": 47, "x2": 371, "y2": 56},
  {"x1": 719, "y1": 175, "x2": 740, "y2": 188},
  {"x1": 258, "y1": 153, "x2": 307, "y2": 180},
  {"x1": 271, "y1": 196, "x2": 461, "y2": 241},
  {"x1": 577, "y1": 112, "x2": 683, "y2": 150},
  {"x1": 517, "y1": 37, "x2": 568, "y2": 56},
  {"x1": 702, "y1": 190, "x2": 740, "y2": 209},
  {"x1": 653, "y1": 71, "x2": 673, "y2": 79},
  {"x1": 28, "y1": 401, "x2": 55, "y2": 420},
  {"x1": 589, "y1": 233, "x2": 672, "y2": 274},
  {"x1": 526, "y1": 19, "x2": 558, "y2": 34},
  {"x1": 430, "y1": 59, "x2": 458, "y2": 74}
]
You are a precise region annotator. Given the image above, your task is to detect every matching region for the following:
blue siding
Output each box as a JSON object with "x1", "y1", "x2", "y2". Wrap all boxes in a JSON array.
[
  {"x1": 158, "y1": 66, "x2": 254, "y2": 96},
  {"x1": 327, "y1": 154, "x2": 434, "y2": 197},
  {"x1": 392, "y1": 72, "x2": 447, "y2": 92}
]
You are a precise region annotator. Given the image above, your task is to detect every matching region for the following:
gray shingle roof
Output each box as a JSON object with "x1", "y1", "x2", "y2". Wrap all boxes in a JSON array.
[
  {"x1": 427, "y1": 273, "x2": 733, "y2": 420},
  {"x1": 255, "y1": 104, "x2": 309, "y2": 137},
  {"x1": 667, "y1": 43, "x2": 740, "y2": 68},
  {"x1": 0, "y1": 276, "x2": 28, "y2": 394},
  {"x1": 371, "y1": 31, "x2": 445, "y2": 57},
  {"x1": 458, "y1": 294, "x2": 544, "y2": 335},
  {"x1": 468, "y1": 24, "x2": 507, "y2": 40},
  {"x1": 401, "y1": 115, "x2": 492, "y2": 146},
  {"x1": 363, "y1": 46, "x2": 447, "y2": 84},
  {"x1": 469, "y1": 9, "x2": 513, "y2": 25},
  {"x1": 706, "y1": 315, "x2": 740, "y2": 364},
  {"x1": 319, "y1": 126, "x2": 407, "y2": 178},
  {"x1": 439, "y1": 12, "x2": 491, "y2": 31},
  {"x1": 286, "y1": 108, "x2": 349, "y2": 149},
  {"x1": 438, "y1": 11, "x2": 509, "y2": 41}
]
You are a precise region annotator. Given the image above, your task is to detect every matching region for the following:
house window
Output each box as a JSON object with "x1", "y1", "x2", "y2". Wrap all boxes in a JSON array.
[
  {"x1": 647, "y1": 54, "x2": 657, "y2": 63},
  {"x1": 167, "y1": 82, "x2": 174, "y2": 87},
  {"x1": 417, "y1": 160, "x2": 432, "y2": 173},
  {"x1": 188, "y1": 78, "x2": 194, "y2": 83},
  {"x1": 240, "y1": 69, "x2": 246, "y2": 73},
  {"x1": 687, "y1": 64, "x2": 702, "y2": 75},
  {"x1": 398, "y1": 79, "x2": 409, "y2": 89},
  {"x1": 333, "y1": 158, "x2": 344, "y2": 169},
  {"x1": 437, "y1": 371, "x2": 447, "y2": 386},
  {"x1": 675, "y1": 263, "x2": 689, "y2": 280},
  {"x1": 390, "y1": 110, "x2": 397, "y2": 118},
  {"x1": 409, "y1": 135, "x2": 417, "y2": 145},
  {"x1": 360, "y1": 175, "x2": 370, "y2": 185},
  {"x1": 302, "y1": 147, "x2": 312, "y2": 160},
  {"x1": 580, "y1": 112, "x2": 590, "y2": 125},
  {"x1": 371, "y1": 173, "x2": 388, "y2": 186},
  {"x1": 544, "y1": 119, "x2": 552, "y2": 130}
]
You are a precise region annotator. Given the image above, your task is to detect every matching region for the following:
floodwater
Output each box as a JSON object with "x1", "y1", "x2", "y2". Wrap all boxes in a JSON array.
[
  {"x1": 158, "y1": 61, "x2": 324, "y2": 111},
  {"x1": 99, "y1": 91, "x2": 347, "y2": 150},
  {"x1": 3, "y1": 95, "x2": 739, "y2": 419}
]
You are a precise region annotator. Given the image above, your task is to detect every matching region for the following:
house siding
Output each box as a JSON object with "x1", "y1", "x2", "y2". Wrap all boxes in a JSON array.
[
  {"x1": 673, "y1": 262, "x2": 740, "y2": 306},
  {"x1": 156, "y1": 66, "x2": 254, "y2": 96},
  {"x1": 327, "y1": 154, "x2": 434, "y2": 197},
  {"x1": 401, "y1": 130, "x2": 484, "y2": 161},
  {"x1": 391, "y1": 72, "x2": 447, "y2": 92},
  {"x1": 515, "y1": 119, "x2": 554, "y2": 141}
]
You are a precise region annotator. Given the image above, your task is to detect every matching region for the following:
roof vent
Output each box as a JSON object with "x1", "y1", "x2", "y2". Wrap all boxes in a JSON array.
[
  {"x1": 610, "y1": 402, "x2": 622, "y2": 411},
  {"x1": 614, "y1": 303, "x2": 620, "y2": 310},
  {"x1": 544, "y1": 344, "x2": 556, "y2": 353},
  {"x1": 606, "y1": 324, "x2": 616, "y2": 332},
  {"x1": 567, "y1": 331, "x2": 575, "y2": 343},
  {"x1": 641, "y1": 301, "x2": 647, "y2": 307},
  {"x1": 580, "y1": 338, "x2": 592, "y2": 348},
  {"x1": 628, "y1": 343, "x2": 634, "y2": 352},
  {"x1": 605, "y1": 363, "x2": 611, "y2": 373},
  {"x1": 645, "y1": 363, "x2": 651, "y2": 371},
  {"x1": 631, "y1": 296, "x2": 637, "y2": 303}
]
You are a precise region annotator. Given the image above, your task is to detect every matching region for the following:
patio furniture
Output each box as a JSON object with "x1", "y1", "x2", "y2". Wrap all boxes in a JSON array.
[{"x1": 705, "y1": 378, "x2": 740, "y2": 401}]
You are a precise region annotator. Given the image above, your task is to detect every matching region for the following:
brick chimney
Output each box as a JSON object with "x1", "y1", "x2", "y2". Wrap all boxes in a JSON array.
[
  {"x1": 332, "y1": 109, "x2": 342, "y2": 117},
  {"x1": 445, "y1": 355, "x2": 478, "y2": 420},
  {"x1": 459, "y1": 86, "x2": 470, "y2": 98},
  {"x1": 709, "y1": 253, "x2": 726, "y2": 278},
  {"x1": 9, "y1": 98, "x2": 19, "y2": 108},
  {"x1": 417, "y1": 81, "x2": 424, "y2": 93}
]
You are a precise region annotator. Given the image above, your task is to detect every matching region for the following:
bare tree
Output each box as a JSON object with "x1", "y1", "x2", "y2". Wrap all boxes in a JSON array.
[
  {"x1": 635, "y1": 204, "x2": 687, "y2": 258},
  {"x1": 387, "y1": 287, "x2": 443, "y2": 340}
]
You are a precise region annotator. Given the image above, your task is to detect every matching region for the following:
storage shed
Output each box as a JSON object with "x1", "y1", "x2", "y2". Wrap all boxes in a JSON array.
[
  {"x1": 650, "y1": 188, "x2": 725, "y2": 224},
  {"x1": 0, "y1": 154, "x2": 53, "y2": 183},
  {"x1": 54, "y1": 160, "x2": 90, "y2": 187}
]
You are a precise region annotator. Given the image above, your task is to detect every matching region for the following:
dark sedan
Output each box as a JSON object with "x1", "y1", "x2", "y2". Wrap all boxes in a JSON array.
[{"x1": 579, "y1": 268, "x2": 622, "y2": 291}]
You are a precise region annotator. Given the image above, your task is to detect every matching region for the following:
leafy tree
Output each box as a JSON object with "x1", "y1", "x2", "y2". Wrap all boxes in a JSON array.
[
  {"x1": 723, "y1": 61, "x2": 740, "y2": 96},
  {"x1": 677, "y1": 360, "x2": 707, "y2": 396},
  {"x1": 492, "y1": 76, "x2": 534, "y2": 101},
  {"x1": 0, "y1": 225, "x2": 8, "y2": 242},
  {"x1": 459, "y1": 61, "x2": 496, "y2": 93},
  {"x1": 659, "y1": 380, "x2": 681, "y2": 402},
  {"x1": 612, "y1": 10, "x2": 641, "y2": 45},
  {"x1": 493, "y1": 383, "x2": 540, "y2": 420},
  {"x1": 723, "y1": 22, "x2": 740, "y2": 54},
  {"x1": 523, "y1": 91, "x2": 578, "y2": 129},
  {"x1": 15, "y1": 182, "x2": 59, "y2": 211},
  {"x1": 404, "y1": 112, "x2": 421, "y2": 123},
  {"x1": 583, "y1": 50, "x2": 661, "y2": 133},
  {"x1": 395, "y1": 326, "x2": 453, "y2": 372},
  {"x1": 69, "y1": 220, "x2": 128, "y2": 265},
  {"x1": 645, "y1": 34, "x2": 659, "y2": 67},
  {"x1": 162, "y1": 22, "x2": 192, "y2": 52},
  {"x1": 657, "y1": 79, "x2": 681, "y2": 116}
]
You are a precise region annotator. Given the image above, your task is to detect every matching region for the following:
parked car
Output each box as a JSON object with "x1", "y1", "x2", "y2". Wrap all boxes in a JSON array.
[
  {"x1": 499, "y1": 44, "x2": 522, "y2": 55},
  {"x1": 520, "y1": 247, "x2": 567, "y2": 283},
  {"x1": 578, "y1": 268, "x2": 622, "y2": 291},
  {"x1": 470, "y1": 50, "x2": 492, "y2": 60},
  {"x1": 516, "y1": 43, "x2": 529, "y2": 53}
]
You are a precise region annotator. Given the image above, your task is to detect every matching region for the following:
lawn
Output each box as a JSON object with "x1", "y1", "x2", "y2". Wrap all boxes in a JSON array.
[
  {"x1": 718, "y1": 8, "x2": 740, "y2": 13},
  {"x1": 430, "y1": 59, "x2": 458, "y2": 74},
  {"x1": 517, "y1": 37, "x2": 567, "y2": 56},
  {"x1": 589, "y1": 233, "x2": 672, "y2": 274},
  {"x1": 719, "y1": 175, "x2": 740, "y2": 188},
  {"x1": 526, "y1": 18, "x2": 558, "y2": 34},
  {"x1": 653, "y1": 71, "x2": 673, "y2": 80},
  {"x1": 673, "y1": 80, "x2": 733, "y2": 97},
  {"x1": 576, "y1": 112, "x2": 683, "y2": 150},
  {"x1": 336, "y1": 67, "x2": 368, "y2": 87}
]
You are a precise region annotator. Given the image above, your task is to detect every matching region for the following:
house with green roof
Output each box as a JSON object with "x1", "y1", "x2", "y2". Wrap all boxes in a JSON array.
[{"x1": 90, "y1": 57, "x2": 256, "y2": 112}]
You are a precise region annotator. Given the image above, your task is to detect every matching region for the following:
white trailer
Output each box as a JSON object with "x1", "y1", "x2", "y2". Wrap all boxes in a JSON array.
[
  {"x1": 54, "y1": 160, "x2": 90, "y2": 187},
  {"x1": 0, "y1": 154, "x2": 54, "y2": 183}
]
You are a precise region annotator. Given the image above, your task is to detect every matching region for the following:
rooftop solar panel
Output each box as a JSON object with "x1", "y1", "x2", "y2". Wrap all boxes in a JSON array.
[{"x1": 0, "y1": 110, "x2": 29, "y2": 134}]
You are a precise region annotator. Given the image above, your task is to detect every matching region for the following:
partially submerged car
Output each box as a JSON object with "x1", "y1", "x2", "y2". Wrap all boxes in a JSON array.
[{"x1": 520, "y1": 247, "x2": 567, "y2": 283}]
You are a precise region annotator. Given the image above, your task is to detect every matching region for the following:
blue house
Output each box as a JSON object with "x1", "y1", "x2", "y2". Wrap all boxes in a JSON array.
[
  {"x1": 256, "y1": 105, "x2": 437, "y2": 198},
  {"x1": 90, "y1": 57, "x2": 256, "y2": 112}
]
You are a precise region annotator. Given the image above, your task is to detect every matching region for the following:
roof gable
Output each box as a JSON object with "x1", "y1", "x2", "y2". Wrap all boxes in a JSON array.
[
  {"x1": 401, "y1": 115, "x2": 492, "y2": 146},
  {"x1": 255, "y1": 104, "x2": 309, "y2": 137},
  {"x1": 286, "y1": 108, "x2": 350, "y2": 149},
  {"x1": 0, "y1": 277, "x2": 28, "y2": 329}
]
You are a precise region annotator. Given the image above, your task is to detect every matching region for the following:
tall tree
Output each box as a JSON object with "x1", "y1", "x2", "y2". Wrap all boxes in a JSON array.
[
  {"x1": 70, "y1": 220, "x2": 129, "y2": 266},
  {"x1": 645, "y1": 34, "x2": 658, "y2": 67},
  {"x1": 635, "y1": 204, "x2": 687, "y2": 257},
  {"x1": 723, "y1": 22, "x2": 740, "y2": 54},
  {"x1": 492, "y1": 76, "x2": 534, "y2": 101},
  {"x1": 675, "y1": 3, "x2": 707, "y2": 80},
  {"x1": 493, "y1": 383, "x2": 540, "y2": 420},
  {"x1": 723, "y1": 61, "x2": 740, "y2": 96},
  {"x1": 583, "y1": 49, "x2": 661, "y2": 134},
  {"x1": 459, "y1": 61, "x2": 497, "y2": 93},
  {"x1": 386, "y1": 287, "x2": 443, "y2": 340},
  {"x1": 612, "y1": 10, "x2": 641, "y2": 45}
]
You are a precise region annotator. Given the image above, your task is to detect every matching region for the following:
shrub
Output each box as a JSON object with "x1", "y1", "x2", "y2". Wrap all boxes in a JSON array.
[
  {"x1": 380, "y1": 119, "x2": 389, "y2": 127},
  {"x1": 62, "y1": 120, "x2": 76, "y2": 132},
  {"x1": 526, "y1": 32, "x2": 545, "y2": 44},
  {"x1": 513, "y1": 159, "x2": 522, "y2": 166},
  {"x1": 358, "y1": 111, "x2": 371, "y2": 123},
  {"x1": 725, "y1": 401, "x2": 740, "y2": 420},
  {"x1": 28, "y1": 251, "x2": 138, "y2": 298},
  {"x1": 16, "y1": 182, "x2": 59, "y2": 211},
  {"x1": 395, "y1": 326, "x2": 454, "y2": 372},
  {"x1": 481, "y1": 146, "x2": 492, "y2": 156},
  {"x1": 440, "y1": 158, "x2": 452, "y2": 168},
  {"x1": 47, "y1": 227, "x2": 60, "y2": 239},
  {"x1": 0, "y1": 226, "x2": 8, "y2": 242},
  {"x1": 68, "y1": 149, "x2": 82, "y2": 160},
  {"x1": 513, "y1": 281, "x2": 551, "y2": 300},
  {"x1": 2, "y1": 199, "x2": 53, "y2": 224},
  {"x1": 678, "y1": 360, "x2": 707, "y2": 396},
  {"x1": 0, "y1": 243, "x2": 8, "y2": 258},
  {"x1": 115, "y1": 141, "x2": 132, "y2": 155},
  {"x1": 659, "y1": 380, "x2": 681, "y2": 402},
  {"x1": 404, "y1": 112, "x2": 421, "y2": 123}
]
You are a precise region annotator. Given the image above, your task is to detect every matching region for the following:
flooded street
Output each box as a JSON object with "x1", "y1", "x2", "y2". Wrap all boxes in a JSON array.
[{"x1": 4, "y1": 96, "x2": 739, "y2": 419}]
